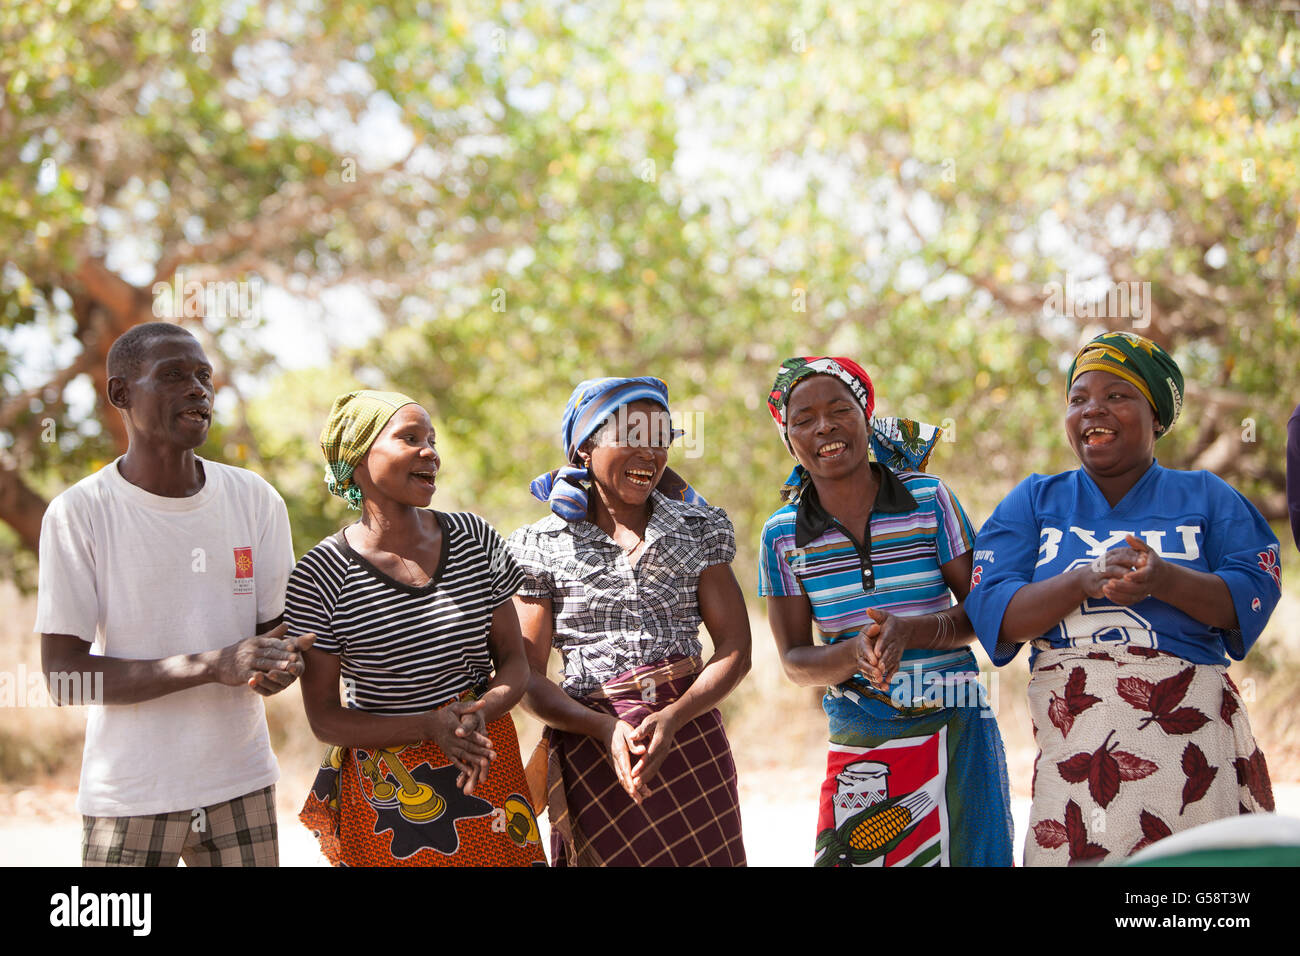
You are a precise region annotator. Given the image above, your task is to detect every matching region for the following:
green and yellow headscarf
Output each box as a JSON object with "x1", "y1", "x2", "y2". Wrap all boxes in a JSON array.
[
  {"x1": 320, "y1": 389, "x2": 419, "y2": 509},
  {"x1": 1067, "y1": 331, "x2": 1184, "y2": 435}
]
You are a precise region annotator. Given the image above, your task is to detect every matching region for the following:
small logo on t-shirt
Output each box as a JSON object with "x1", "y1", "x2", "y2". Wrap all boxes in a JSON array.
[
  {"x1": 971, "y1": 565, "x2": 983, "y2": 587},
  {"x1": 233, "y1": 547, "x2": 254, "y2": 595},
  {"x1": 1251, "y1": 597, "x2": 1261, "y2": 612}
]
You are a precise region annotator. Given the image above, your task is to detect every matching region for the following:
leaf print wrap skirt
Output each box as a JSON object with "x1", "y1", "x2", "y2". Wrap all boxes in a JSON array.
[{"x1": 1025, "y1": 644, "x2": 1273, "y2": 866}]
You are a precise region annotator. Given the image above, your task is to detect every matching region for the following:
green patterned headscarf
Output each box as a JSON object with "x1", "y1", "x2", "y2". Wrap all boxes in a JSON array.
[
  {"x1": 1067, "y1": 331, "x2": 1184, "y2": 435},
  {"x1": 320, "y1": 390, "x2": 419, "y2": 509}
]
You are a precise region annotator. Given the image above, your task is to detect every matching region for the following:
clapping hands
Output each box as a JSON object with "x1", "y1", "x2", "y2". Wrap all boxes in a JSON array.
[{"x1": 1077, "y1": 535, "x2": 1164, "y2": 606}]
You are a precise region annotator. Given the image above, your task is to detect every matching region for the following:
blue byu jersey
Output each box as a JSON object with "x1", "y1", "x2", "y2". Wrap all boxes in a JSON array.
[{"x1": 965, "y1": 463, "x2": 1281, "y2": 669}]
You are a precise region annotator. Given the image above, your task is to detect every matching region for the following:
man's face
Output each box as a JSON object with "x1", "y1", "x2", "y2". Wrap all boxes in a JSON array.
[{"x1": 113, "y1": 336, "x2": 215, "y2": 452}]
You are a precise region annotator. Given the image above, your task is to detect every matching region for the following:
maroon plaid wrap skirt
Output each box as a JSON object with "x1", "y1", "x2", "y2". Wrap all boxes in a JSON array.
[{"x1": 532, "y1": 655, "x2": 746, "y2": 866}]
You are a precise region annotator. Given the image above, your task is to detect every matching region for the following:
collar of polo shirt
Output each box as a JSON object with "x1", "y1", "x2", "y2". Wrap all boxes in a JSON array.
[{"x1": 793, "y1": 462, "x2": 918, "y2": 548}]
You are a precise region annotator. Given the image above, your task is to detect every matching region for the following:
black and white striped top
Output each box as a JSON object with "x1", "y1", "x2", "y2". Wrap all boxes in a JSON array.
[{"x1": 284, "y1": 512, "x2": 523, "y2": 714}]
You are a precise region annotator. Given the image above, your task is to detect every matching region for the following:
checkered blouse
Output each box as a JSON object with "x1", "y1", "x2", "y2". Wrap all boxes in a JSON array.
[{"x1": 506, "y1": 491, "x2": 736, "y2": 697}]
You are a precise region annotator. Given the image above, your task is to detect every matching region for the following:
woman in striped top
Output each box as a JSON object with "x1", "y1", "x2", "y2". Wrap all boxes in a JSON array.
[
  {"x1": 758, "y1": 357, "x2": 1013, "y2": 866},
  {"x1": 285, "y1": 390, "x2": 545, "y2": 866}
]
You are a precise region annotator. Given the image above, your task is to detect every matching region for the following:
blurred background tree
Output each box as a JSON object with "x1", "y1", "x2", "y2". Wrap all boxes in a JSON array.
[{"x1": 2, "y1": 0, "x2": 1297, "y2": 590}]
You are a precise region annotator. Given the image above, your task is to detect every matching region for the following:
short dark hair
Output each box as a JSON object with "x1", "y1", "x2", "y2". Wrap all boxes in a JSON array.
[{"x1": 106, "y1": 322, "x2": 199, "y2": 381}]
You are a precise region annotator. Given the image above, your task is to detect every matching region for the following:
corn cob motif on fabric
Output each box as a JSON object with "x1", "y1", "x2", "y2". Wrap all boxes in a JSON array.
[
  {"x1": 817, "y1": 791, "x2": 934, "y2": 866},
  {"x1": 848, "y1": 800, "x2": 913, "y2": 851},
  {"x1": 814, "y1": 685, "x2": 1015, "y2": 866}
]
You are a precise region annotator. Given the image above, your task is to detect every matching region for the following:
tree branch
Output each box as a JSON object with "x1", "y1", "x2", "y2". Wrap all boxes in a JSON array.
[{"x1": 0, "y1": 350, "x2": 97, "y2": 432}]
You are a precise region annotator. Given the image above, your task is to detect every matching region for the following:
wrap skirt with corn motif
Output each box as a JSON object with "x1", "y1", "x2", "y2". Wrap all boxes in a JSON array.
[
  {"x1": 527, "y1": 655, "x2": 746, "y2": 867},
  {"x1": 301, "y1": 707, "x2": 546, "y2": 867},
  {"x1": 816, "y1": 649, "x2": 1014, "y2": 867},
  {"x1": 1026, "y1": 643, "x2": 1273, "y2": 866}
]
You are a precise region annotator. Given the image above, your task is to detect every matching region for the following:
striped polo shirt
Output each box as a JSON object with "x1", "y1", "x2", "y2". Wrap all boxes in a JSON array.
[{"x1": 758, "y1": 463, "x2": 975, "y2": 663}]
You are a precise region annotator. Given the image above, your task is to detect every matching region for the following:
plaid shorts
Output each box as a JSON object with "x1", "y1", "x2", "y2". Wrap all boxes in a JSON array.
[{"x1": 82, "y1": 785, "x2": 278, "y2": 867}]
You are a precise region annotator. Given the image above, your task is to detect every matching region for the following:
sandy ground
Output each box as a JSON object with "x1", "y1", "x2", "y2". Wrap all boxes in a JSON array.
[{"x1": 4, "y1": 779, "x2": 1299, "y2": 866}]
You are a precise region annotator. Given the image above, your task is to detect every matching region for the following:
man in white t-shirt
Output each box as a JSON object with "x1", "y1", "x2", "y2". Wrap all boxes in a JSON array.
[{"x1": 35, "y1": 321, "x2": 313, "y2": 866}]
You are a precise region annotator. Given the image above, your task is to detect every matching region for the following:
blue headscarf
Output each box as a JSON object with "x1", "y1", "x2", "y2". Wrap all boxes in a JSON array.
[{"x1": 530, "y1": 376, "x2": 703, "y2": 521}]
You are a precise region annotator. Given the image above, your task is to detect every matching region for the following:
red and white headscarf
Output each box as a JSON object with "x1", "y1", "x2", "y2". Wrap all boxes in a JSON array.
[{"x1": 766, "y1": 356, "x2": 875, "y2": 451}]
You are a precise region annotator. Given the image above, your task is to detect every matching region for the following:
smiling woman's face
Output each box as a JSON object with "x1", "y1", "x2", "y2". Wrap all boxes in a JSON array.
[
  {"x1": 785, "y1": 375, "x2": 871, "y2": 480},
  {"x1": 354, "y1": 403, "x2": 440, "y2": 507},
  {"x1": 582, "y1": 398, "x2": 670, "y2": 509},
  {"x1": 1066, "y1": 370, "x2": 1159, "y2": 479}
]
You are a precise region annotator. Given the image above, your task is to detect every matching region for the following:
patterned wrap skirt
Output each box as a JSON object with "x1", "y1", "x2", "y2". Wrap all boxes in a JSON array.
[
  {"x1": 1025, "y1": 643, "x2": 1274, "y2": 866},
  {"x1": 301, "y1": 699, "x2": 547, "y2": 867},
  {"x1": 816, "y1": 648, "x2": 1014, "y2": 867},
  {"x1": 530, "y1": 655, "x2": 747, "y2": 867}
]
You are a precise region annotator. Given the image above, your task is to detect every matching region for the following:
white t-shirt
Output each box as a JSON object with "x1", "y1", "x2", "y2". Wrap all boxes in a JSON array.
[{"x1": 34, "y1": 457, "x2": 294, "y2": 816}]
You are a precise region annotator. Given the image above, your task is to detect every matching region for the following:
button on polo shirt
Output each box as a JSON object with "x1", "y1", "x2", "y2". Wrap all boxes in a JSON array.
[{"x1": 793, "y1": 462, "x2": 919, "y2": 595}]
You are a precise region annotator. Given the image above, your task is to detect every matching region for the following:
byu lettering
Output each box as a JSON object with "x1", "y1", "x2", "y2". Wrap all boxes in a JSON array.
[
  {"x1": 1036, "y1": 528, "x2": 1063, "y2": 568},
  {"x1": 1039, "y1": 525, "x2": 1203, "y2": 563}
]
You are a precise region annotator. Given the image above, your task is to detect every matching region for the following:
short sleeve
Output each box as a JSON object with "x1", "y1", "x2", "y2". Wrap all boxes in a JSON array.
[
  {"x1": 481, "y1": 519, "x2": 525, "y2": 607},
  {"x1": 1203, "y1": 478, "x2": 1282, "y2": 660},
  {"x1": 506, "y1": 525, "x2": 554, "y2": 600},
  {"x1": 284, "y1": 551, "x2": 339, "y2": 655},
  {"x1": 256, "y1": 484, "x2": 295, "y2": 625},
  {"x1": 757, "y1": 511, "x2": 800, "y2": 598},
  {"x1": 34, "y1": 492, "x2": 100, "y2": 643},
  {"x1": 699, "y1": 505, "x2": 737, "y2": 567},
  {"x1": 932, "y1": 479, "x2": 976, "y2": 566},
  {"x1": 964, "y1": 478, "x2": 1042, "y2": 666}
]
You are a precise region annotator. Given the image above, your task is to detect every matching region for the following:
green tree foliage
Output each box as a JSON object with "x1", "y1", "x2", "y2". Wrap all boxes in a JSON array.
[{"x1": 2, "y1": 0, "x2": 1296, "y2": 587}]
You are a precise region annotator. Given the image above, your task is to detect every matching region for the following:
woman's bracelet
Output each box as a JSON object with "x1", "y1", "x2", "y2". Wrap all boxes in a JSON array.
[{"x1": 932, "y1": 612, "x2": 953, "y2": 649}]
